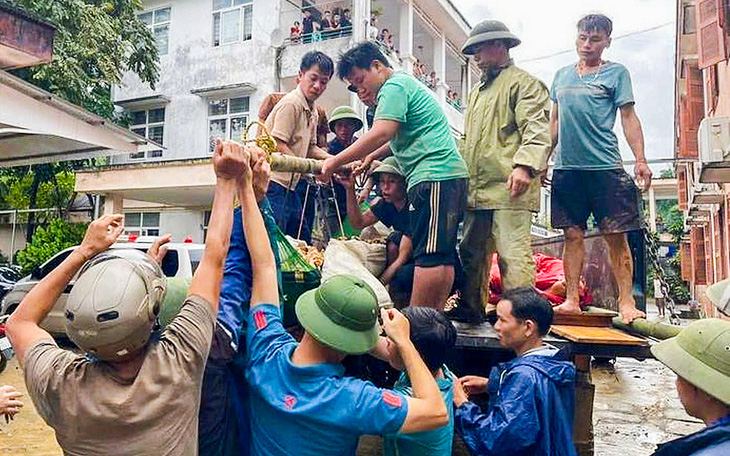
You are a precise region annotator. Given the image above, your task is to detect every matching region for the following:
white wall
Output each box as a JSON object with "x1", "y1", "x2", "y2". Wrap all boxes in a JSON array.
[{"x1": 113, "y1": 0, "x2": 283, "y2": 163}]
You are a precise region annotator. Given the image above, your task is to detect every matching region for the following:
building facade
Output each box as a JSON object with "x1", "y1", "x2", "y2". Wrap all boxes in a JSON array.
[
  {"x1": 77, "y1": 0, "x2": 478, "y2": 243},
  {"x1": 675, "y1": 0, "x2": 730, "y2": 317}
]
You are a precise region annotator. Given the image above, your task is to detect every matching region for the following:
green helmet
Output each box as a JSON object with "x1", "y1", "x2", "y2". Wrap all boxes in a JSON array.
[
  {"x1": 461, "y1": 20, "x2": 521, "y2": 55},
  {"x1": 371, "y1": 156, "x2": 404, "y2": 180},
  {"x1": 328, "y1": 106, "x2": 363, "y2": 133},
  {"x1": 651, "y1": 318, "x2": 730, "y2": 406},
  {"x1": 295, "y1": 274, "x2": 380, "y2": 355},
  {"x1": 65, "y1": 249, "x2": 167, "y2": 362}
]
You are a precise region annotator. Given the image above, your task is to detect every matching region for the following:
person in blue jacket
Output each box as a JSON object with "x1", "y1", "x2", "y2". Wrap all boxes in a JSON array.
[{"x1": 452, "y1": 287, "x2": 577, "y2": 456}]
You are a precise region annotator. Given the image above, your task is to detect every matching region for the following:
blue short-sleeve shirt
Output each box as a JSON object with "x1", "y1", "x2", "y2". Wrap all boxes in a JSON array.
[
  {"x1": 550, "y1": 61, "x2": 634, "y2": 170},
  {"x1": 246, "y1": 304, "x2": 409, "y2": 456}
]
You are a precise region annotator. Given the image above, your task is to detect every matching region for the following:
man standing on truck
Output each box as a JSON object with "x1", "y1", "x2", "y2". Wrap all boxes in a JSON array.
[
  {"x1": 456, "y1": 20, "x2": 552, "y2": 323},
  {"x1": 549, "y1": 14, "x2": 652, "y2": 323},
  {"x1": 321, "y1": 42, "x2": 469, "y2": 311}
]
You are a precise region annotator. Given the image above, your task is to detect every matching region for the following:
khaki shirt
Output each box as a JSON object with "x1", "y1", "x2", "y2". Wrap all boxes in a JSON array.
[
  {"x1": 265, "y1": 87, "x2": 318, "y2": 189},
  {"x1": 24, "y1": 295, "x2": 216, "y2": 456},
  {"x1": 461, "y1": 65, "x2": 551, "y2": 211}
]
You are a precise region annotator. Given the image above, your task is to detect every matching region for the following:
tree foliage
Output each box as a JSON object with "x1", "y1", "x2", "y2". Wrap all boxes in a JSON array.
[
  {"x1": 16, "y1": 219, "x2": 87, "y2": 274},
  {"x1": 7, "y1": 0, "x2": 159, "y2": 119},
  {"x1": 1, "y1": 0, "x2": 160, "y2": 251}
]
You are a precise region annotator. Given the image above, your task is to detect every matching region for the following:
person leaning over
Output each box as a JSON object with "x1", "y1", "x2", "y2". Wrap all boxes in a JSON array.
[
  {"x1": 320, "y1": 42, "x2": 469, "y2": 311},
  {"x1": 456, "y1": 20, "x2": 551, "y2": 323},
  {"x1": 374, "y1": 306, "x2": 457, "y2": 456},
  {"x1": 240, "y1": 153, "x2": 448, "y2": 455},
  {"x1": 6, "y1": 141, "x2": 251, "y2": 455},
  {"x1": 453, "y1": 287, "x2": 577, "y2": 456}
]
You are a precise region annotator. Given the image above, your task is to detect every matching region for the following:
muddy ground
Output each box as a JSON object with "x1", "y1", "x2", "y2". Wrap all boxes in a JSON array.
[{"x1": 0, "y1": 305, "x2": 703, "y2": 455}]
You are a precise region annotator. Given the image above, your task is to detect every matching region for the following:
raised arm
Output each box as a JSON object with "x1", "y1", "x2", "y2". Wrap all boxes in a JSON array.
[
  {"x1": 343, "y1": 172, "x2": 378, "y2": 230},
  {"x1": 6, "y1": 214, "x2": 124, "y2": 363},
  {"x1": 188, "y1": 140, "x2": 247, "y2": 309},
  {"x1": 381, "y1": 308, "x2": 449, "y2": 434},
  {"x1": 620, "y1": 103, "x2": 652, "y2": 191},
  {"x1": 240, "y1": 153, "x2": 279, "y2": 308}
]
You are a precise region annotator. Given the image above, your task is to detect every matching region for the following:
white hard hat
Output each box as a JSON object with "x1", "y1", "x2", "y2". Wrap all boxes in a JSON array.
[{"x1": 65, "y1": 249, "x2": 166, "y2": 362}]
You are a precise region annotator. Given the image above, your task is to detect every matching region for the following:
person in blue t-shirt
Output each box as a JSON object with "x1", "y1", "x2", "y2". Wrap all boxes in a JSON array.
[
  {"x1": 239, "y1": 152, "x2": 449, "y2": 456},
  {"x1": 372, "y1": 306, "x2": 456, "y2": 456},
  {"x1": 548, "y1": 14, "x2": 652, "y2": 324},
  {"x1": 198, "y1": 147, "x2": 281, "y2": 456}
]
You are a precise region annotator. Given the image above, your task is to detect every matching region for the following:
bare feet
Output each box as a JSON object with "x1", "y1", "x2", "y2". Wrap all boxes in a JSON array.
[
  {"x1": 553, "y1": 299, "x2": 582, "y2": 315},
  {"x1": 619, "y1": 302, "x2": 646, "y2": 324}
]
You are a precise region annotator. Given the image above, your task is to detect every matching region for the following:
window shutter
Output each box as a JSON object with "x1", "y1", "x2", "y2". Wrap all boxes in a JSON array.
[
  {"x1": 679, "y1": 62, "x2": 704, "y2": 158},
  {"x1": 681, "y1": 240, "x2": 692, "y2": 281},
  {"x1": 705, "y1": 64, "x2": 719, "y2": 112},
  {"x1": 696, "y1": 0, "x2": 726, "y2": 68},
  {"x1": 678, "y1": 166, "x2": 688, "y2": 210},
  {"x1": 692, "y1": 227, "x2": 708, "y2": 285}
]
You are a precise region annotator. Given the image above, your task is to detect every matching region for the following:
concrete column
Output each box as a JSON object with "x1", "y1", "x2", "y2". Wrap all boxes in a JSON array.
[
  {"x1": 352, "y1": 0, "x2": 370, "y2": 42},
  {"x1": 103, "y1": 194, "x2": 123, "y2": 215},
  {"x1": 399, "y1": 0, "x2": 415, "y2": 74},
  {"x1": 350, "y1": 0, "x2": 370, "y2": 121},
  {"x1": 648, "y1": 186, "x2": 657, "y2": 232},
  {"x1": 434, "y1": 33, "x2": 447, "y2": 106}
]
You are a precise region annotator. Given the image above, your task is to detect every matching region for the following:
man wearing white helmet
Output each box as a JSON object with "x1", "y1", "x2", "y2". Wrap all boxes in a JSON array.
[{"x1": 6, "y1": 140, "x2": 252, "y2": 456}]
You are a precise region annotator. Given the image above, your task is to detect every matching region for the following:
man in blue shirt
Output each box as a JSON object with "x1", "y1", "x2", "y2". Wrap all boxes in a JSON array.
[
  {"x1": 240, "y1": 152, "x2": 449, "y2": 456},
  {"x1": 375, "y1": 306, "x2": 457, "y2": 456},
  {"x1": 198, "y1": 149, "x2": 280, "y2": 456},
  {"x1": 549, "y1": 14, "x2": 652, "y2": 323},
  {"x1": 453, "y1": 287, "x2": 577, "y2": 456}
]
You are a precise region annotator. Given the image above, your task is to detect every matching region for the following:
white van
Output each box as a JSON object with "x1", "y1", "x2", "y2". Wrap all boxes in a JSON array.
[{"x1": 0, "y1": 241, "x2": 204, "y2": 336}]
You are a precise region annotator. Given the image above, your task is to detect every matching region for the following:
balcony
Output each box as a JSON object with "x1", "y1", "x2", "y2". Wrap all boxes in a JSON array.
[{"x1": 690, "y1": 183, "x2": 725, "y2": 206}]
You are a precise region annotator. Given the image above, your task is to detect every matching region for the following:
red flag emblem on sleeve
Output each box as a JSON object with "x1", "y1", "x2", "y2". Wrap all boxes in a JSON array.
[
  {"x1": 284, "y1": 395, "x2": 297, "y2": 409},
  {"x1": 382, "y1": 391, "x2": 402, "y2": 408},
  {"x1": 253, "y1": 310, "x2": 267, "y2": 330}
]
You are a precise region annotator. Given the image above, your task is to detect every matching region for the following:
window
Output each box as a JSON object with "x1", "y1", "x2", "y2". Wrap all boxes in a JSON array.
[
  {"x1": 139, "y1": 7, "x2": 171, "y2": 55},
  {"x1": 683, "y1": 4, "x2": 696, "y2": 34},
  {"x1": 124, "y1": 212, "x2": 161, "y2": 236},
  {"x1": 208, "y1": 96, "x2": 249, "y2": 152},
  {"x1": 129, "y1": 107, "x2": 165, "y2": 159},
  {"x1": 212, "y1": 0, "x2": 253, "y2": 46}
]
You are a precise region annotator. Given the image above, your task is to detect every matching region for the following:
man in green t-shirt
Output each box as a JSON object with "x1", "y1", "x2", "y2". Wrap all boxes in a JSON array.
[{"x1": 320, "y1": 42, "x2": 469, "y2": 310}]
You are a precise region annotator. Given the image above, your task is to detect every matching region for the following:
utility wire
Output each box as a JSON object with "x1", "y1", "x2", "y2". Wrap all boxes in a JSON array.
[{"x1": 519, "y1": 21, "x2": 674, "y2": 63}]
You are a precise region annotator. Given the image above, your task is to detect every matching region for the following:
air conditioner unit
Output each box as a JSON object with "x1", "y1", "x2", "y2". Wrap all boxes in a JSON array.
[
  {"x1": 698, "y1": 117, "x2": 730, "y2": 182},
  {"x1": 690, "y1": 182, "x2": 725, "y2": 205}
]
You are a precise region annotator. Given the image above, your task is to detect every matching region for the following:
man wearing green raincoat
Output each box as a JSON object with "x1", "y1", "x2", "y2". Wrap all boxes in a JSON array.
[{"x1": 457, "y1": 20, "x2": 551, "y2": 323}]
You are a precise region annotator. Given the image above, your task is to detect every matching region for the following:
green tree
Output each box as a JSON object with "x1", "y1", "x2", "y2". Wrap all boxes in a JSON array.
[
  {"x1": 1, "y1": 0, "x2": 159, "y2": 244},
  {"x1": 16, "y1": 219, "x2": 87, "y2": 274},
  {"x1": 7, "y1": 0, "x2": 159, "y2": 118}
]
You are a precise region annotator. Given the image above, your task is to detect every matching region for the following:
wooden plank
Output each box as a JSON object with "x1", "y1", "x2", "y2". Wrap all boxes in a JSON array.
[
  {"x1": 553, "y1": 307, "x2": 618, "y2": 327},
  {"x1": 551, "y1": 325, "x2": 648, "y2": 346}
]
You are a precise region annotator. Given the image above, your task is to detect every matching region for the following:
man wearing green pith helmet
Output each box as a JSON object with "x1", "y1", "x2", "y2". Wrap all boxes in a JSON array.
[
  {"x1": 242, "y1": 155, "x2": 450, "y2": 454},
  {"x1": 650, "y1": 282, "x2": 730, "y2": 456}
]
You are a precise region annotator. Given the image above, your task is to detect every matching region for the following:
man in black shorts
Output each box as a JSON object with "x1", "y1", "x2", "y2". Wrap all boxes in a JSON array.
[{"x1": 549, "y1": 14, "x2": 652, "y2": 323}]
